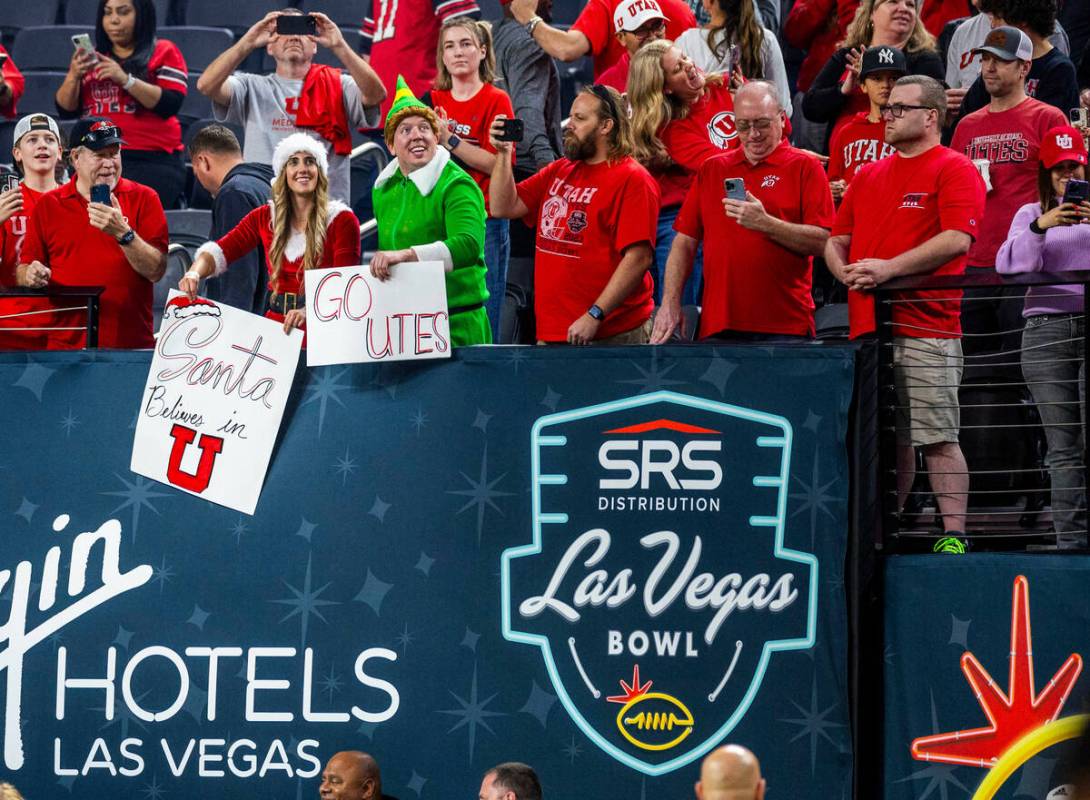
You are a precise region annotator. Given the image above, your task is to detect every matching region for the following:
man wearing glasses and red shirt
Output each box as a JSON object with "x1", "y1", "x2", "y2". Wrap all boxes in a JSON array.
[{"x1": 598, "y1": 0, "x2": 670, "y2": 92}]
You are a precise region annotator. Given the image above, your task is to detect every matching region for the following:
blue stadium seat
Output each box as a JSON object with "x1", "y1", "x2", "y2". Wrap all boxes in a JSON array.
[
  {"x1": 299, "y1": 0, "x2": 363, "y2": 28},
  {"x1": 16, "y1": 72, "x2": 67, "y2": 115},
  {"x1": 179, "y1": 73, "x2": 213, "y2": 124},
  {"x1": 0, "y1": 0, "x2": 61, "y2": 40},
  {"x1": 0, "y1": 121, "x2": 17, "y2": 167},
  {"x1": 12, "y1": 26, "x2": 94, "y2": 72},
  {"x1": 64, "y1": 0, "x2": 171, "y2": 26},
  {"x1": 183, "y1": 0, "x2": 282, "y2": 33},
  {"x1": 159, "y1": 26, "x2": 234, "y2": 73}
]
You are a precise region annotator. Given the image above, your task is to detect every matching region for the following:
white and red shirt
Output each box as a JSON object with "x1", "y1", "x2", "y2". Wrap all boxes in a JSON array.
[
  {"x1": 675, "y1": 141, "x2": 835, "y2": 338},
  {"x1": 950, "y1": 97, "x2": 1066, "y2": 267},
  {"x1": 361, "y1": 0, "x2": 481, "y2": 118},
  {"x1": 429, "y1": 83, "x2": 514, "y2": 215},
  {"x1": 833, "y1": 145, "x2": 986, "y2": 338},
  {"x1": 658, "y1": 80, "x2": 739, "y2": 206},
  {"x1": 572, "y1": 0, "x2": 697, "y2": 78},
  {"x1": 79, "y1": 39, "x2": 188, "y2": 153},
  {"x1": 827, "y1": 111, "x2": 895, "y2": 183},
  {"x1": 21, "y1": 178, "x2": 169, "y2": 349},
  {"x1": 0, "y1": 184, "x2": 48, "y2": 350},
  {"x1": 516, "y1": 156, "x2": 660, "y2": 341}
]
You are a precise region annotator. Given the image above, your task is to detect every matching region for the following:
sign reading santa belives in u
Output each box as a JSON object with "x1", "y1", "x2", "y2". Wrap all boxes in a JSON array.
[
  {"x1": 503, "y1": 391, "x2": 817, "y2": 776},
  {"x1": 130, "y1": 292, "x2": 302, "y2": 515},
  {"x1": 304, "y1": 262, "x2": 452, "y2": 367}
]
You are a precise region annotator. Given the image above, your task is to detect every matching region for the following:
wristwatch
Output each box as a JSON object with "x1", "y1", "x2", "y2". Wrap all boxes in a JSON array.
[
  {"x1": 446, "y1": 133, "x2": 462, "y2": 151},
  {"x1": 588, "y1": 304, "x2": 606, "y2": 321},
  {"x1": 527, "y1": 15, "x2": 543, "y2": 35},
  {"x1": 117, "y1": 229, "x2": 135, "y2": 245}
]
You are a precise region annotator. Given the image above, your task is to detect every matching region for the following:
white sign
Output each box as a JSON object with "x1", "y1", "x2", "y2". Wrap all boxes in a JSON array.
[
  {"x1": 130, "y1": 292, "x2": 303, "y2": 515},
  {"x1": 303, "y1": 262, "x2": 452, "y2": 367}
]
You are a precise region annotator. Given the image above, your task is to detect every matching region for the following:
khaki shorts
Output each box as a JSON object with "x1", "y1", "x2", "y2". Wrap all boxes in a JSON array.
[
  {"x1": 537, "y1": 318, "x2": 652, "y2": 346},
  {"x1": 892, "y1": 337, "x2": 963, "y2": 447}
]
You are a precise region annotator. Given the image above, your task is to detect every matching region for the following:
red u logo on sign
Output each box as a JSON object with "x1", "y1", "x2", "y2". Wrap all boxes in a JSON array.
[{"x1": 167, "y1": 423, "x2": 224, "y2": 493}]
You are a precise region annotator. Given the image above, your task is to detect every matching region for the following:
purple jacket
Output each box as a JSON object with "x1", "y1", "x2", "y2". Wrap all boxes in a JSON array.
[{"x1": 995, "y1": 201, "x2": 1088, "y2": 316}]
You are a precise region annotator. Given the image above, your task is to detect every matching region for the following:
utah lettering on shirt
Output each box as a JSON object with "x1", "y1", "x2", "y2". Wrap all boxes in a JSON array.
[
  {"x1": 88, "y1": 82, "x2": 135, "y2": 116},
  {"x1": 841, "y1": 139, "x2": 896, "y2": 173},
  {"x1": 548, "y1": 179, "x2": 600, "y2": 205},
  {"x1": 538, "y1": 179, "x2": 601, "y2": 250},
  {"x1": 963, "y1": 133, "x2": 1030, "y2": 164}
]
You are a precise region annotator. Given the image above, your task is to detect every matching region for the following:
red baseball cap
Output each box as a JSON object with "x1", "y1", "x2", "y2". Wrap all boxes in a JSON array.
[{"x1": 1039, "y1": 125, "x2": 1088, "y2": 169}]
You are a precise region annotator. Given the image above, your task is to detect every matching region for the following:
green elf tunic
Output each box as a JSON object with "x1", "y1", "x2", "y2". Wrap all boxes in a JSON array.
[{"x1": 372, "y1": 146, "x2": 491, "y2": 346}]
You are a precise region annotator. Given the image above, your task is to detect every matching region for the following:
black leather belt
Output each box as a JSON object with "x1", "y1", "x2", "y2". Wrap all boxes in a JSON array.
[{"x1": 267, "y1": 292, "x2": 304, "y2": 314}]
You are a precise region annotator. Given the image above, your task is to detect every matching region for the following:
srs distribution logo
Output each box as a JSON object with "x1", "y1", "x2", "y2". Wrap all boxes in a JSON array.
[{"x1": 502, "y1": 391, "x2": 818, "y2": 775}]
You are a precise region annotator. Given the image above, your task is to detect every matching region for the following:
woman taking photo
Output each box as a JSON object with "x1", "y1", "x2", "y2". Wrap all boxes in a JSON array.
[
  {"x1": 425, "y1": 17, "x2": 513, "y2": 342},
  {"x1": 675, "y1": 0, "x2": 792, "y2": 114},
  {"x1": 180, "y1": 133, "x2": 361, "y2": 334},
  {"x1": 996, "y1": 125, "x2": 1090, "y2": 549},
  {"x1": 56, "y1": 0, "x2": 189, "y2": 208},
  {"x1": 628, "y1": 40, "x2": 737, "y2": 305},
  {"x1": 802, "y1": 0, "x2": 942, "y2": 147}
]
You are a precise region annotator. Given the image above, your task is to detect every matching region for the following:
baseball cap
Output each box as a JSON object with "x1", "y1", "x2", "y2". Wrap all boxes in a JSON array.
[
  {"x1": 613, "y1": 0, "x2": 668, "y2": 33},
  {"x1": 972, "y1": 25, "x2": 1032, "y2": 61},
  {"x1": 858, "y1": 46, "x2": 908, "y2": 80},
  {"x1": 69, "y1": 117, "x2": 125, "y2": 151},
  {"x1": 1039, "y1": 125, "x2": 1088, "y2": 168},
  {"x1": 13, "y1": 113, "x2": 61, "y2": 147}
]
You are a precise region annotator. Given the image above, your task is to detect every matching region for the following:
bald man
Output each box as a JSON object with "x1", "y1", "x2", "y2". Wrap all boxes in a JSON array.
[
  {"x1": 694, "y1": 745, "x2": 766, "y2": 800},
  {"x1": 319, "y1": 751, "x2": 382, "y2": 800}
]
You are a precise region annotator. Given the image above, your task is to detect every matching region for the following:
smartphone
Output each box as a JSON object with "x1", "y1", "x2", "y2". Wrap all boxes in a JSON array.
[
  {"x1": 90, "y1": 184, "x2": 111, "y2": 205},
  {"x1": 497, "y1": 117, "x2": 524, "y2": 143},
  {"x1": 1, "y1": 174, "x2": 19, "y2": 193},
  {"x1": 276, "y1": 14, "x2": 317, "y2": 36},
  {"x1": 1070, "y1": 107, "x2": 1088, "y2": 127},
  {"x1": 71, "y1": 33, "x2": 94, "y2": 53},
  {"x1": 1063, "y1": 178, "x2": 1089, "y2": 206},
  {"x1": 724, "y1": 177, "x2": 746, "y2": 201}
]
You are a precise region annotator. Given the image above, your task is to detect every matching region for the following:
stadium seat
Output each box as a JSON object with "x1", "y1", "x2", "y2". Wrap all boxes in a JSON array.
[
  {"x1": 0, "y1": 121, "x2": 17, "y2": 165},
  {"x1": 65, "y1": 0, "x2": 171, "y2": 26},
  {"x1": 165, "y1": 208, "x2": 212, "y2": 247},
  {"x1": 183, "y1": 0, "x2": 282, "y2": 33},
  {"x1": 12, "y1": 27, "x2": 93, "y2": 72},
  {"x1": 179, "y1": 73, "x2": 213, "y2": 124},
  {"x1": 156, "y1": 243, "x2": 193, "y2": 329},
  {"x1": 0, "y1": 0, "x2": 61, "y2": 42},
  {"x1": 815, "y1": 303, "x2": 850, "y2": 339},
  {"x1": 299, "y1": 0, "x2": 362, "y2": 28},
  {"x1": 159, "y1": 26, "x2": 234, "y2": 73},
  {"x1": 16, "y1": 72, "x2": 67, "y2": 115}
]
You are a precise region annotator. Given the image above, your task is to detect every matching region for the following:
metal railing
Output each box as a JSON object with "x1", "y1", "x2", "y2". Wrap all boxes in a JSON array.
[
  {"x1": 874, "y1": 268, "x2": 1089, "y2": 551},
  {"x1": 0, "y1": 286, "x2": 104, "y2": 348}
]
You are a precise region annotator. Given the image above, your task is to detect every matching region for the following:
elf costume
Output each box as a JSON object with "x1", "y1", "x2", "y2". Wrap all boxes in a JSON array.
[{"x1": 373, "y1": 76, "x2": 491, "y2": 346}]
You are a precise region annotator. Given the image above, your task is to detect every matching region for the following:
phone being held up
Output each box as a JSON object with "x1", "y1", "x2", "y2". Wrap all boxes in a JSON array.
[
  {"x1": 276, "y1": 14, "x2": 318, "y2": 36},
  {"x1": 90, "y1": 184, "x2": 111, "y2": 206},
  {"x1": 723, "y1": 177, "x2": 746, "y2": 202}
]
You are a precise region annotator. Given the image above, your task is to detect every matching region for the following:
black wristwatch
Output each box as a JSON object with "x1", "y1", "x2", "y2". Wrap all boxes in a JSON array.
[
  {"x1": 446, "y1": 133, "x2": 462, "y2": 151},
  {"x1": 588, "y1": 304, "x2": 606, "y2": 321},
  {"x1": 117, "y1": 229, "x2": 135, "y2": 245}
]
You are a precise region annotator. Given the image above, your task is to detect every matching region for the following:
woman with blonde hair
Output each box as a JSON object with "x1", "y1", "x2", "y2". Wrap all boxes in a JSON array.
[
  {"x1": 802, "y1": 0, "x2": 943, "y2": 146},
  {"x1": 179, "y1": 132, "x2": 361, "y2": 334},
  {"x1": 424, "y1": 16, "x2": 513, "y2": 341},
  {"x1": 627, "y1": 40, "x2": 737, "y2": 305},
  {"x1": 675, "y1": 0, "x2": 792, "y2": 114}
]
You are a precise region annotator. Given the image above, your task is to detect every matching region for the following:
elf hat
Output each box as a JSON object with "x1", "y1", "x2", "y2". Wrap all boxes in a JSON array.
[
  {"x1": 271, "y1": 132, "x2": 329, "y2": 179},
  {"x1": 384, "y1": 75, "x2": 440, "y2": 144}
]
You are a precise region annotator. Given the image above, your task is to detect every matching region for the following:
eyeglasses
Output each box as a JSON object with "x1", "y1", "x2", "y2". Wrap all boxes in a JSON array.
[
  {"x1": 878, "y1": 103, "x2": 935, "y2": 119},
  {"x1": 627, "y1": 19, "x2": 665, "y2": 39},
  {"x1": 735, "y1": 117, "x2": 776, "y2": 133}
]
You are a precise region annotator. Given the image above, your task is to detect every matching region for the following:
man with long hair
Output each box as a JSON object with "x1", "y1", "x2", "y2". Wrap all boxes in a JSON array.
[{"x1": 490, "y1": 84, "x2": 660, "y2": 345}]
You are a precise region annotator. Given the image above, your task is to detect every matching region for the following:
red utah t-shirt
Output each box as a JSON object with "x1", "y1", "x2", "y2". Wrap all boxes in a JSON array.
[
  {"x1": 658, "y1": 80, "x2": 739, "y2": 206},
  {"x1": 833, "y1": 145, "x2": 986, "y2": 338},
  {"x1": 950, "y1": 97, "x2": 1066, "y2": 267},
  {"x1": 517, "y1": 156, "x2": 660, "y2": 341},
  {"x1": 827, "y1": 112, "x2": 895, "y2": 183},
  {"x1": 80, "y1": 39, "x2": 188, "y2": 152},
  {"x1": 0, "y1": 184, "x2": 48, "y2": 350},
  {"x1": 429, "y1": 83, "x2": 514, "y2": 215},
  {"x1": 572, "y1": 0, "x2": 697, "y2": 78},
  {"x1": 675, "y1": 141, "x2": 836, "y2": 338}
]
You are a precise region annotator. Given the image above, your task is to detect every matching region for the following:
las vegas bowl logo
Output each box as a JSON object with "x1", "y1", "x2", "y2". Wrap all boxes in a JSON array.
[
  {"x1": 708, "y1": 112, "x2": 737, "y2": 149},
  {"x1": 501, "y1": 391, "x2": 817, "y2": 776}
]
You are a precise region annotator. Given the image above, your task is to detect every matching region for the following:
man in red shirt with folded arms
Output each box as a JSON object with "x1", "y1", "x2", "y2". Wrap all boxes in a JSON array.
[
  {"x1": 489, "y1": 85, "x2": 660, "y2": 345},
  {"x1": 826, "y1": 75, "x2": 986, "y2": 551},
  {"x1": 17, "y1": 118, "x2": 168, "y2": 349},
  {"x1": 651, "y1": 80, "x2": 835, "y2": 344}
]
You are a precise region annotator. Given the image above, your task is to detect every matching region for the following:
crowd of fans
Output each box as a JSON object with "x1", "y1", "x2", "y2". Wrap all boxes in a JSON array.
[{"x1": 0, "y1": 0, "x2": 1089, "y2": 545}]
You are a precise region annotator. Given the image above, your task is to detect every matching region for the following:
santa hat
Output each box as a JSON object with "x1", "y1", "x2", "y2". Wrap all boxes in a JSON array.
[
  {"x1": 271, "y1": 132, "x2": 329, "y2": 179},
  {"x1": 383, "y1": 75, "x2": 440, "y2": 144}
]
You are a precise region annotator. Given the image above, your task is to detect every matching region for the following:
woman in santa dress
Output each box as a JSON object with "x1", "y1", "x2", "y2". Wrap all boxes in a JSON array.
[{"x1": 179, "y1": 132, "x2": 360, "y2": 333}]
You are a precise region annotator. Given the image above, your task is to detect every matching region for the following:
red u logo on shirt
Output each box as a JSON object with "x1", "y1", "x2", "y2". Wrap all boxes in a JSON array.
[{"x1": 285, "y1": 96, "x2": 300, "y2": 119}]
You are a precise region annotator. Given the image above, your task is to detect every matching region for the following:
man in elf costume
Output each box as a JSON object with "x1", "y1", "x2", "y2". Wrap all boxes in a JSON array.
[{"x1": 369, "y1": 76, "x2": 491, "y2": 346}]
